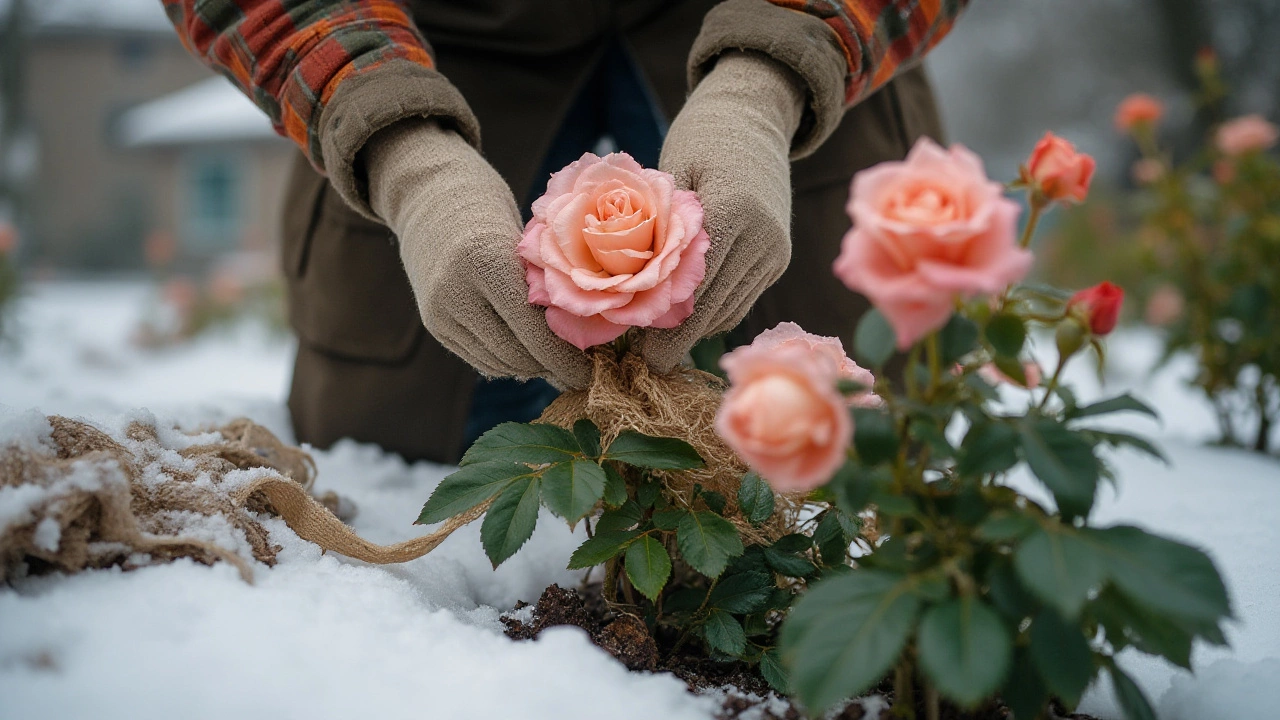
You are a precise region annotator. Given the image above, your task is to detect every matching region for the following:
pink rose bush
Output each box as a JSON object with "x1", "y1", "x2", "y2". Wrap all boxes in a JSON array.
[
  {"x1": 1215, "y1": 114, "x2": 1279, "y2": 157},
  {"x1": 832, "y1": 138, "x2": 1033, "y2": 349},
  {"x1": 715, "y1": 324, "x2": 873, "y2": 492},
  {"x1": 519, "y1": 152, "x2": 710, "y2": 350},
  {"x1": 1115, "y1": 93, "x2": 1164, "y2": 132}
]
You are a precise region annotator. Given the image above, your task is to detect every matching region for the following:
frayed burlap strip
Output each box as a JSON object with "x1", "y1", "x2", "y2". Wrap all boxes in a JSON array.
[
  {"x1": 0, "y1": 415, "x2": 485, "y2": 583},
  {"x1": 538, "y1": 350, "x2": 802, "y2": 545}
]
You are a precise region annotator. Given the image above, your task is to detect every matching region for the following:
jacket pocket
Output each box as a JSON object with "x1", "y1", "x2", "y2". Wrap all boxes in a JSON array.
[{"x1": 281, "y1": 156, "x2": 424, "y2": 364}]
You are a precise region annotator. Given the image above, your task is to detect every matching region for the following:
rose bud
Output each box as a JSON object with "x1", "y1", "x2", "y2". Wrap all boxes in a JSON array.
[
  {"x1": 1068, "y1": 281, "x2": 1125, "y2": 335},
  {"x1": 1024, "y1": 132, "x2": 1096, "y2": 203},
  {"x1": 1115, "y1": 94, "x2": 1164, "y2": 133},
  {"x1": 978, "y1": 361, "x2": 1043, "y2": 390},
  {"x1": 716, "y1": 329, "x2": 855, "y2": 493},
  {"x1": 1216, "y1": 114, "x2": 1279, "y2": 157}
]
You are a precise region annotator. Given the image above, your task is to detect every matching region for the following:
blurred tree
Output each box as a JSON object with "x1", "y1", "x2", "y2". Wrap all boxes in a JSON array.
[{"x1": 1, "y1": 0, "x2": 31, "y2": 244}]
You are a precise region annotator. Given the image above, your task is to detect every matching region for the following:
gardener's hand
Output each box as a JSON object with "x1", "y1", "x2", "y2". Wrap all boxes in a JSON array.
[
  {"x1": 365, "y1": 119, "x2": 594, "y2": 388},
  {"x1": 637, "y1": 51, "x2": 805, "y2": 373}
]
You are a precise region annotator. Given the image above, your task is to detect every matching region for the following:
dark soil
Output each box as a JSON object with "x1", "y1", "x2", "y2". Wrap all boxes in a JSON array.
[{"x1": 501, "y1": 584, "x2": 1102, "y2": 720}]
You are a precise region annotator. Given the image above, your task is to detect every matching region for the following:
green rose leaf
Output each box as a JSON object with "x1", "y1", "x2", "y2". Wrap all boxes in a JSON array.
[
  {"x1": 1014, "y1": 525, "x2": 1108, "y2": 620},
  {"x1": 737, "y1": 471, "x2": 775, "y2": 525},
  {"x1": 460, "y1": 422, "x2": 581, "y2": 466},
  {"x1": 1002, "y1": 647, "x2": 1050, "y2": 720},
  {"x1": 853, "y1": 407, "x2": 899, "y2": 466},
  {"x1": 958, "y1": 421, "x2": 1020, "y2": 478},
  {"x1": 676, "y1": 510, "x2": 745, "y2": 578},
  {"x1": 417, "y1": 461, "x2": 537, "y2": 525},
  {"x1": 764, "y1": 546, "x2": 818, "y2": 578},
  {"x1": 624, "y1": 535, "x2": 672, "y2": 601},
  {"x1": 567, "y1": 529, "x2": 642, "y2": 569},
  {"x1": 1018, "y1": 418, "x2": 1100, "y2": 518},
  {"x1": 1110, "y1": 666, "x2": 1158, "y2": 720},
  {"x1": 940, "y1": 314, "x2": 981, "y2": 364},
  {"x1": 917, "y1": 596, "x2": 1013, "y2": 707},
  {"x1": 985, "y1": 313, "x2": 1027, "y2": 358},
  {"x1": 709, "y1": 571, "x2": 775, "y2": 614},
  {"x1": 594, "y1": 500, "x2": 643, "y2": 534},
  {"x1": 702, "y1": 608, "x2": 747, "y2": 656},
  {"x1": 604, "y1": 430, "x2": 704, "y2": 470},
  {"x1": 781, "y1": 570, "x2": 926, "y2": 714},
  {"x1": 1066, "y1": 393, "x2": 1158, "y2": 422},
  {"x1": 1085, "y1": 525, "x2": 1232, "y2": 624},
  {"x1": 573, "y1": 418, "x2": 602, "y2": 458},
  {"x1": 1029, "y1": 609, "x2": 1095, "y2": 706},
  {"x1": 601, "y1": 463, "x2": 629, "y2": 507},
  {"x1": 854, "y1": 309, "x2": 897, "y2": 369},
  {"x1": 479, "y1": 476, "x2": 541, "y2": 568},
  {"x1": 760, "y1": 648, "x2": 789, "y2": 694},
  {"x1": 540, "y1": 459, "x2": 607, "y2": 524}
]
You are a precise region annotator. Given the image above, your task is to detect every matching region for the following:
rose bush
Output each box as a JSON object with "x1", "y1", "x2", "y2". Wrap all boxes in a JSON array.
[{"x1": 518, "y1": 152, "x2": 710, "y2": 350}]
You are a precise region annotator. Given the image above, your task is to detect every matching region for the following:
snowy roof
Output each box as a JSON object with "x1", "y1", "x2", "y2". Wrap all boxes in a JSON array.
[
  {"x1": 118, "y1": 77, "x2": 284, "y2": 148},
  {"x1": 0, "y1": 0, "x2": 174, "y2": 35}
]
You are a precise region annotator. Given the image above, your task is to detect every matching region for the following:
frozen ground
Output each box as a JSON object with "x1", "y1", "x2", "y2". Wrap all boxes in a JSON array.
[{"x1": 1, "y1": 280, "x2": 1277, "y2": 720}]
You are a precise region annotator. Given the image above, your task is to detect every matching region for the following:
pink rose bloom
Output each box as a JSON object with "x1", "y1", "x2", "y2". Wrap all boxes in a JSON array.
[
  {"x1": 1115, "y1": 94, "x2": 1164, "y2": 132},
  {"x1": 1025, "y1": 132, "x2": 1095, "y2": 203},
  {"x1": 746, "y1": 322, "x2": 880, "y2": 407},
  {"x1": 1216, "y1": 114, "x2": 1279, "y2": 157},
  {"x1": 978, "y1": 361, "x2": 1043, "y2": 390},
  {"x1": 716, "y1": 329, "x2": 853, "y2": 493},
  {"x1": 1144, "y1": 284, "x2": 1185, "y2": 326},
  {"x1": 518, "y1": 152, "x2": 710, "y2": 350},
  {"x1": 0, "y1": 223, "x2": 16, "y2": 255},
  {"x1": 832, "y1": 138, "x2": 1032, "y2": 350}
]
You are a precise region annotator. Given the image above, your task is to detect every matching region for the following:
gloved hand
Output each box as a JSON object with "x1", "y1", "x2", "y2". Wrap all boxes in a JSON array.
[
  {"x1": 365, "y1": 119, "x2": 594, "y2": 388},
  {"x1": 637, "y1": 51, "x2": 806, "y2": 373}
]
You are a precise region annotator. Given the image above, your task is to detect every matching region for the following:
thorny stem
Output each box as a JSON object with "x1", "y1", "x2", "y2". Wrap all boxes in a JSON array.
[
  {"x1": 603, "y1": 557, "x2": 620, "y2": 604},
  {"x1": 1019, "y1": 196, "x2": 1046, "y2": 250},
  {"x1": 925, "y1": 333, "x2": 942, "y2": 399},
  {"x1": 925, "y1": 683, "x2": 940, "y2": 720},
  {"x1": 905, "y1": 344, "x2": 923, "y2": 400},
  {"x1": 667, "y1": 577, "x2": 719, "y2": 660},
  {"x1": 894, "y1": 661, "x2": 916, "y2": 719},
  {"x1": 1036, "y1": 354, "x2": 1069, "y2": 411}
]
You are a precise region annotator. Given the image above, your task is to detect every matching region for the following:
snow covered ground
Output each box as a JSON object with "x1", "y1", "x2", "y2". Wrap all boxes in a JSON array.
[{"x1": 1, "y1": 280, "x2": 1277, "y2": 720}]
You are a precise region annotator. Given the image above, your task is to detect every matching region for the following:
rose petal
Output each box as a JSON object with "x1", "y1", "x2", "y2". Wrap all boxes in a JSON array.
[
  {"x1": 545, "y1": 306, "x2": 628, "y2": 350},
  {"x1": 542, "y1": 266, "x2": 634, "y2": 314}
]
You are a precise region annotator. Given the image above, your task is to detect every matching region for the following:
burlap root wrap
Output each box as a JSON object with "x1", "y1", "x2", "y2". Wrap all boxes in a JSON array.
[
  {"x1": 538, "y1": 350, "x2": 801, "y2": 545},
  {"x1": 0, "y1": 415, "x2": 483, "y2": 583}
]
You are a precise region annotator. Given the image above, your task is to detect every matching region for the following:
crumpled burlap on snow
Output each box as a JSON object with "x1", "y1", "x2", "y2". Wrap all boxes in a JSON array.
[{"x1": 0, "y1": 414, "x2": 483, "y2": 583}]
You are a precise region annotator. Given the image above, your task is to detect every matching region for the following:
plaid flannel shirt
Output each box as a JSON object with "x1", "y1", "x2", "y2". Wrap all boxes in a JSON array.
[{"x1": 162, "y1": 0, "x2": 965, "y2": 170}]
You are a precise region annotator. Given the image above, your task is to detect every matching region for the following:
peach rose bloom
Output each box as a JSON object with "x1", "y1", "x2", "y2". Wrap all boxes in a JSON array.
[
  {"x1": 518, "y1": 152, "x2": 709, "y2": 350},
  {"x1": 1115, "y1": 94, "x2": 1164, "y2": 132},
  {"x1": 978, "y1": 361, "x2": 1043, "y2": 390},
  {"x1": 716, "y1": 328, "x2": 853, "y2": 492},
  {"x1": 1025, "y1": 132, "x2": 1095, "y2": 203},
  {"x1": 1144, "y1": 284, "x2": 1185, "y2": 326},
  {"x1": 1216, "y1": 114, "x2": 1279, "y2": 156},
  {"x1": 747, "y1": 322, "x2": 880, "y2": 407},
  {"x1": 833, "y1": 138, "x2": 1032, "y2": 349}
]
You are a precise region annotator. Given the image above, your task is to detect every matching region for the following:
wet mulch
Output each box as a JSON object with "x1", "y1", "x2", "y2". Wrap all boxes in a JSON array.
[{"x1": 501, "y1": 584, "x2": 1102, "y2": 720}]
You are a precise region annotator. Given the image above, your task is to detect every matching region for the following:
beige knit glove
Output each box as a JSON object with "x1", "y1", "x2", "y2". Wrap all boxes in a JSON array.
[
  {"x1": 366, "y1": 119, "x2": 594, "y2": 388},
  {"x1": 636, "y1": 51, "x2": 805, "y2": 372}
]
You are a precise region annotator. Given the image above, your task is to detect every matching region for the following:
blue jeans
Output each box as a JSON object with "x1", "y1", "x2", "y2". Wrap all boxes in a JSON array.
[{"x1": 462, "y1": 42, "x2": 667, "y2": 451}]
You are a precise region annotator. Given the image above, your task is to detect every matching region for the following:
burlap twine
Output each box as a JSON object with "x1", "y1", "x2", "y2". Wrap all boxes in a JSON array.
[
  {"x1": 537, "y1": 349, "x2": 801, "y2": 545},
  {"x1": 1, "y1": 353, "x2": 796, "y2": 583}
]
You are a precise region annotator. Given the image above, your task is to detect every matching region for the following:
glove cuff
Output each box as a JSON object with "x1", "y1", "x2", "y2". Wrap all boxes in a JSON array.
[{"x1": 689, "y1": 0, "x2": 847, "y2": 159}]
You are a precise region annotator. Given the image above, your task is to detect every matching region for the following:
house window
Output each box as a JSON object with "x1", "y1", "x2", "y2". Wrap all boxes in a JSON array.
[{"x1": 183, "y1": 152, "x2": 243, "y2": 252}]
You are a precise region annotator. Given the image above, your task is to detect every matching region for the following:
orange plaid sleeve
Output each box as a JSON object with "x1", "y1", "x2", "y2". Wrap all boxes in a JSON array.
[
  {"x1": 161, "y1": 0, "x2": 435, "y2": 168},
  {"x1": 768, "y1": 0, "x2": 968, "y2": 105}
]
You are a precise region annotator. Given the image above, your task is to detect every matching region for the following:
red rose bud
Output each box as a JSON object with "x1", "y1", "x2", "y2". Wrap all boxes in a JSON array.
[
  {"x1": 1025, "y1": 132, "x2": 1096, "y2": 204},
  {"x1": 1068, "y1": 281, "x2": 1125, "y2": 335}
]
